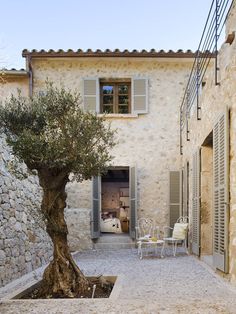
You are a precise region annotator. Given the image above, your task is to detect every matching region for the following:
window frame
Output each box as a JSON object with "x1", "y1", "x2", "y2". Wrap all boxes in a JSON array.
[{"x1": 100, "y1": 79, "x2": 131, "y2": 114}]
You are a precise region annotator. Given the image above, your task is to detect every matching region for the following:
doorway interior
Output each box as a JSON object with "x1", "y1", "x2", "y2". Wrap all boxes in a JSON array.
[
  {"x1": 200, "y1": 131, "x2": 213, "y2": 267},
  {"x1": 101, "y1": 167, "x2": 130, "y2": 234}
]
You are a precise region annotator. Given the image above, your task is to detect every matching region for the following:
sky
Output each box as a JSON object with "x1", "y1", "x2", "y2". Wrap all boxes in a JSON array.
[{"x1": 0, "y1": 0, "x2": 214, "y2": 69}]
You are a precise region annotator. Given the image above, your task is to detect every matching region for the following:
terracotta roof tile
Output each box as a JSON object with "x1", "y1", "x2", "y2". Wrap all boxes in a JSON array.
[
  {"x1": 0, "y1": 68, "x2": 28, "y2": 77},
  {"x1": 22, "y1": 48, "x2": 200, "y2": 59},
  {"x1": 1, "y1": 68, "x2": 27, "y2": 72}
]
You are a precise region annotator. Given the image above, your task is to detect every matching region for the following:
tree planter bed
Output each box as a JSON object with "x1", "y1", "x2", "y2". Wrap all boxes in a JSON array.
[{"x1": 5, "y1": 276, "x2": 118, "y2": 300}]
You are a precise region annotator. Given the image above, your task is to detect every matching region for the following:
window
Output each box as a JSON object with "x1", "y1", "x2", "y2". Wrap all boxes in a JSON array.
[
  {"x1": 83, "y1": 77, "x2": 148, "y2": 114},
  {"x1": 100, "y1": 80, "x2": 131, "y2": 114}
]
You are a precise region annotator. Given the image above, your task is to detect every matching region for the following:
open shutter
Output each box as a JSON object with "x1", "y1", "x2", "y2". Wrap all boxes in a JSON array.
[
  {"x1": 129, "y1": 166, "x2": 137, "y2": 239},
  {"x1": 91, "y1": 176, "x2": 101, "y2": 239},
  {"x1": 192, "y1": 149, "x2": 201, "y2": 256},
  {"x1": 169, "y1": 171, "x2": 181, "y2": 229},
  {"x1": 183, "y1": 162, "x2": 188, "y2": 217},
  {"x1": 83, "y1": 78, "x2": 99, "y2": 112},
  {"x1": 213, "y1": 110, "x2": 229, "y2": 273},
  {"x1": 132, "y1": 78, "x2": 148, "y2": 114}
]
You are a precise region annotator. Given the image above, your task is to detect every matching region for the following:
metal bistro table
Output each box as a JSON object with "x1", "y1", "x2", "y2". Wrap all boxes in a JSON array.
[{"x1": 137, "y1": 239, "x2": 165, "y2": 259}]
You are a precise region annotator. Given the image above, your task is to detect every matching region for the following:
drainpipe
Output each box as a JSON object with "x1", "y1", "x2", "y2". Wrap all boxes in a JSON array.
[{"x1": 27, "y1": 56, "x2": 33, "y2": 97}]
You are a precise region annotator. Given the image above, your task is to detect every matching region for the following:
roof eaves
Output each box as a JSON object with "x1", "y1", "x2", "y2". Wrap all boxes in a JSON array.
[
  {"x1": 22, "y1": 48, "x2": 201, "y2": 59},
  {"x1": 0, "y1": 69, "x2": 28, "y2": 77}
]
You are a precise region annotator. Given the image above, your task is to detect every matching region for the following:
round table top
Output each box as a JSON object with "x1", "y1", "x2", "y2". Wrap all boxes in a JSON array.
[{"x1": 137, "y1": 239, "x2": 164, "y2": 244}]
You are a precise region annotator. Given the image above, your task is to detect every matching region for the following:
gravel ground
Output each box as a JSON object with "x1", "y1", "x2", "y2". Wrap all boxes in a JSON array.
[{"x1": 1, "y1": 248, "x2": 236, "y2": 313}]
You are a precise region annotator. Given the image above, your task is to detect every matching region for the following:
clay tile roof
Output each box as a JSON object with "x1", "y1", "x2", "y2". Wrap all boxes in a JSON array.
[
  {"x1": 0, "y1": 68, "x2": 28, "y2": 77},
  {"x1": 1, "y1": 68, "x2": 26, "y2": 72},
  {"x1": 22, "y1": 48, "x2": 200, "y2": 59}
]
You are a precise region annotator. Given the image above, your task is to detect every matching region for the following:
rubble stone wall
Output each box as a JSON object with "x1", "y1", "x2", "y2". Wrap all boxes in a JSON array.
[{"x1": 0, "y1": 136, "x2": 52, "y2": 287}]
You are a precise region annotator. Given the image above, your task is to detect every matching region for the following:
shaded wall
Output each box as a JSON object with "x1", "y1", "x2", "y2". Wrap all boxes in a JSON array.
[{"x1": 181, "y1": 2, "x2": 236, "y2": 283}]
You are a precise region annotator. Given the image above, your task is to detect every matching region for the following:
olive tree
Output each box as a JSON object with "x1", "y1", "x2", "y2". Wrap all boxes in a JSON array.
[{"x1": 0, "y1": 83, "x2": 116, "y2": 297}]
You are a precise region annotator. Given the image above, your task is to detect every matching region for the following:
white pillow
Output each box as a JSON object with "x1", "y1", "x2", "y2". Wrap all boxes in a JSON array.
[{"x1": 172, "y1": 223, "x2": 188, "y2": 240}]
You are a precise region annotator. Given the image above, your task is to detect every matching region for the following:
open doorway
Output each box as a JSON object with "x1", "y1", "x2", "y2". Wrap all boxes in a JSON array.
[
  {"x1": 101, "y1": 167, "x2": 130, "y2": 234},
  {"x1": 201, "y1": 131, "x2": 213, "y2": 267}
]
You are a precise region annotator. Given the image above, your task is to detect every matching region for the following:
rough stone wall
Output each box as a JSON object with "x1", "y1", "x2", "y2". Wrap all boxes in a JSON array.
[
  {"x1": 0, "y1": 135, "x2": 52, "y2": 288},
  {"x1": 65, "y1": 208, "x2": 93, "y2": 252},
  {"x1": 31, "y1": 57, "x2": 193, "y2": 250},
  {"x1": 181, "y1": 2, "x2": 236, "y2": 283}
]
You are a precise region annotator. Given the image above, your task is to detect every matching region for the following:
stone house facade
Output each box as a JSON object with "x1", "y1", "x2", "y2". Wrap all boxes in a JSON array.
[
  {"x1": 1, "y1": 1, "x2": 236, "y2": 288},
  {"x1": 0, "y1": 51, "x2": 194, "y2": 286},
  {"x1": 23, "y1": 50, "x2": 195, "y2": 247}
]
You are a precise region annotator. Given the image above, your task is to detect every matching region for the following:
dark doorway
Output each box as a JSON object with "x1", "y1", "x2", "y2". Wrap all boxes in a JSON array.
[{"x1": 101, "y1": 167, "x2": 130, "y2": 234}]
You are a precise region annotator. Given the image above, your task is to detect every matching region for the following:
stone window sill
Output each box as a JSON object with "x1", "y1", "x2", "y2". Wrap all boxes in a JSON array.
[{"x1": 97, "y1": 113, "x2": 139, "y2": 119}]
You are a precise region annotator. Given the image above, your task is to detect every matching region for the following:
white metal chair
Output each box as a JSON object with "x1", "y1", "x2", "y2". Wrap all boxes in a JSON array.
[
  {"x1": 135, "y1": 218, "x2": 155, "y2": 240},
  {"x1": 163, "y1": 216, "x2": 189, "y2": 257},
  {"x1": 135, "y1": 218, "x2": 164, "y2": 259}
]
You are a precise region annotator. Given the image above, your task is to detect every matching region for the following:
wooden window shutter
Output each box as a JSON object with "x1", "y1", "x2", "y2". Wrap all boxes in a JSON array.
[
  {"x1": 91, "y1": 176, "x2": 101, "y2": 239},
  {"x1": 129, "y1": 166, "x2": 137, "y2": 239},
  {"x1": 83, "y1": 78, "x2": 99, "y2": 112},
  {"x1": 132, "y1": 78, "x2": 148, "y2": 114},
  {"x1": 169, "y1": 171, "x2": 181, "y2": 229},
  {"x1": 213, "y1": 110, "x2": 229, "y2": 273},
  {"x1": 192, "y1": 149, "x2": 201, "y2": 256},
  {"x1": 183, "y1": 162, "x2": 188, "y2": 217}
]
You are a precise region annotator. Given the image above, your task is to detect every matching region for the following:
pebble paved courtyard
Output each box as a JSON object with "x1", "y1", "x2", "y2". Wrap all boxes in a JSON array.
[{"x1": 1, "y1": 248, "x2": 236, "y2": 313}]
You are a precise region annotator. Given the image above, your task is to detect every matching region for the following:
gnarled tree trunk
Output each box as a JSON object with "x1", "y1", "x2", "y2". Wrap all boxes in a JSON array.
[{"x1": 38, "y1": 169, "x2": 89, "y2": 298}]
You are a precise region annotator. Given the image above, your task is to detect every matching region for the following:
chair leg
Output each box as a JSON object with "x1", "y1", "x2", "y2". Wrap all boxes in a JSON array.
[
  {"x1": 140, "y1": 247, "x2": 143, "y2": 259},
  {"x1": 161, "y1": 242, "x2": 165, "y2": 258},
  {"x1": 138, "y1": 242, "x2": 143, "y2": 259},
  {"x1": 172, "y1": 241, "x2": 176, "y2": 256},
  {"x1": 155, "y1": 244, "x2": 158, "y2": 256},
  {"x1": 174, "y1": 241, "x2": 177, "y2": 257},
  {"x1": 184, "y1": 239, "x2": 189, "y2": 255}
]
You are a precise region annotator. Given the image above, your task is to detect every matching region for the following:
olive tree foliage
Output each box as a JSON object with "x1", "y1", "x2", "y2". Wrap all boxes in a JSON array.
[{"x1": 0, "y1": 83, "x2": 115, "y2": 179}]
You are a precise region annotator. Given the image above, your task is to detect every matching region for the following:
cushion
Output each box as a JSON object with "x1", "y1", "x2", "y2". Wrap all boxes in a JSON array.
[
  {"x1": 139, "y1": 234, "x2": 151, "y2": 241},
  {"x1": 172, "y1": 223, "x2": 188, "y2": 240}
]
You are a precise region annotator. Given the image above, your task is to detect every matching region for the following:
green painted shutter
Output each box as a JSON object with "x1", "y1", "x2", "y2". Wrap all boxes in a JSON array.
[
  {"x1": 169, "y1": 171, "x2": 181, "y2": 229},
  {"x1": 213, "y1": 110, "x2": 229, "y2": 273},
  {"x1": 132, "y1": 78, "x2": 148, "y2": 114},
  {"x1": 192, "y1": 149, "x2": 201, "y2": 256},
  {"x1": 91, "y1": 176, "x2": 101, "y2": 239},
  {"x1": 129, "y1": 166, "x2": 137, "y2": 239},
  {"x1": 83, "y1": 78, "x2": 99, "y2": 112}
]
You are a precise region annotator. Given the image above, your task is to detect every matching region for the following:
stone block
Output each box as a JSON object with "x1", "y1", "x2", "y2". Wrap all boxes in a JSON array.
[
  {"x1": 0, "y1": 249, "x2": 6, "y2": 265},
  {"x1": 1, "y1": 194, "x2": 9, "y2": 204},
  {"x1": 12, "y1": 247, "x2": 20, "y2": 257},
  {"x1": 9, "y1": 217, "x2": 16, "y2": 225},
  {"x1": 2, "y1": 203, "x2": 10, "y2": 211},
  {"x1": 14, "y1": 222, "x2": 22, "y2": 232},
  {"x1": 26, "y1": 262, "x2": 32, "y2": 273},
  {"x1": 25, "y1": 251, "x2": 32, "y2": 262}
]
